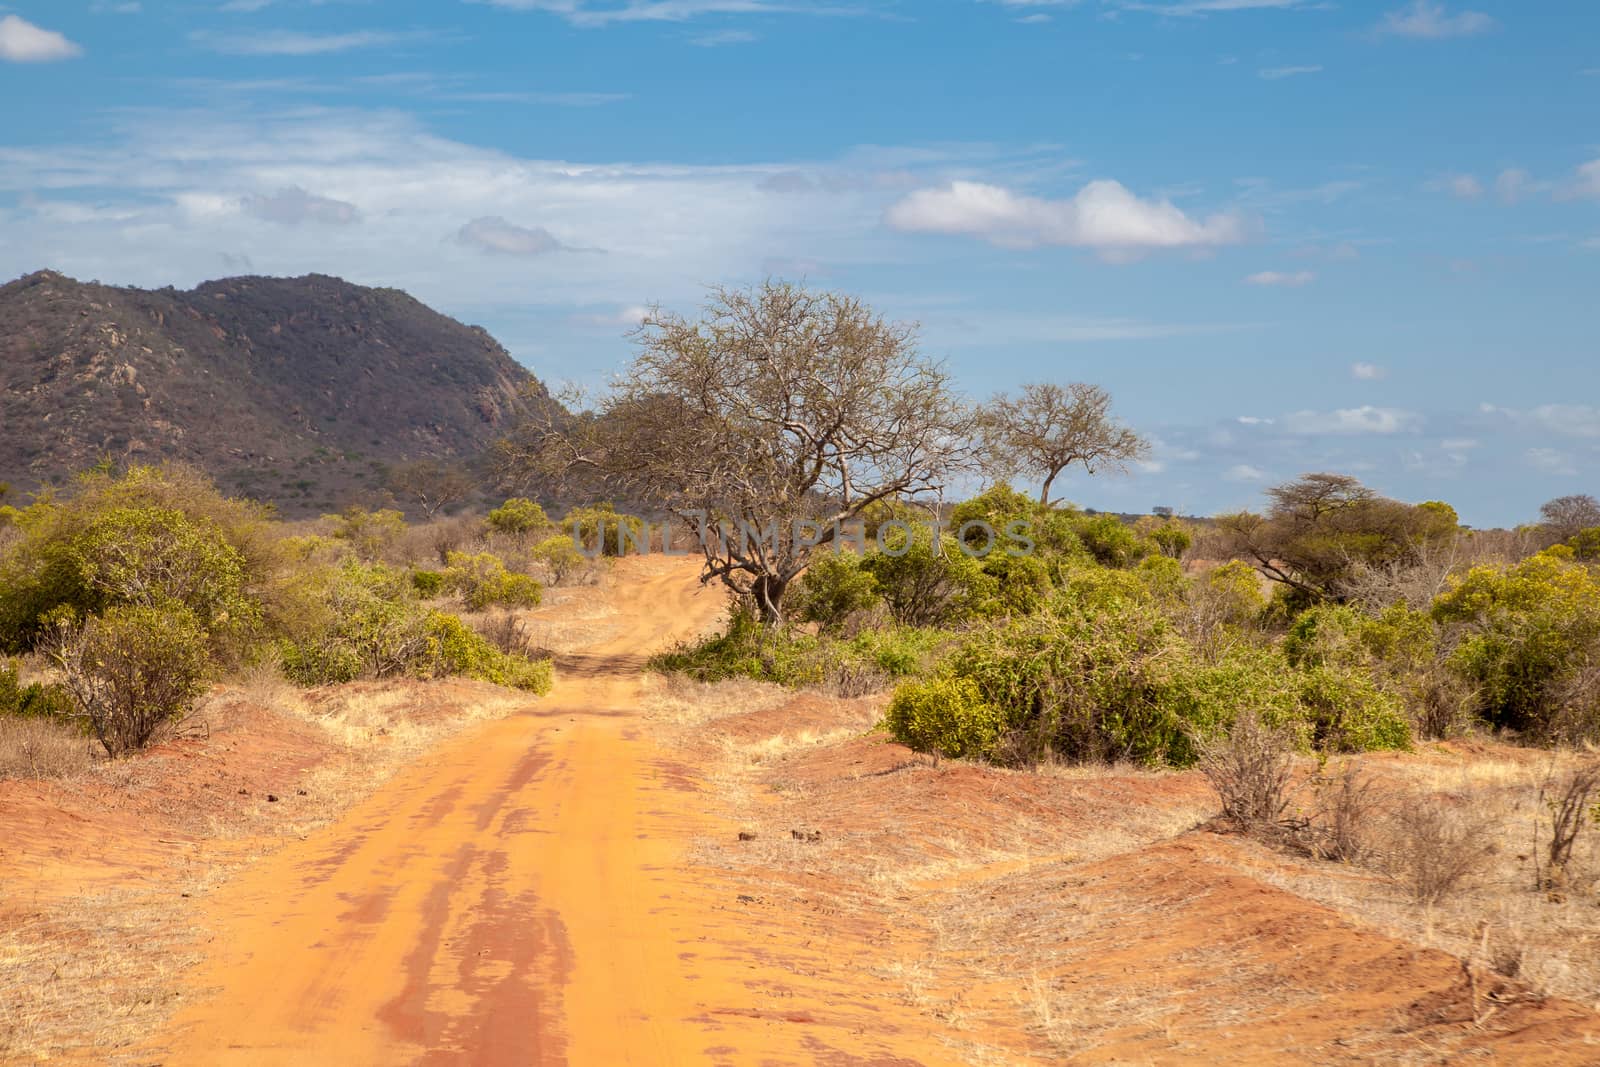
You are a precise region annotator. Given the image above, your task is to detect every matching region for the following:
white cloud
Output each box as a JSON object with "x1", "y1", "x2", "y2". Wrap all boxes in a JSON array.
[
  {"x1": 1481, "y1": 403, "x2": 1600, "y2": 438},
  {"x1": 1376, "y1": 1, "x2": 1493, "y2": 39},
  {"x1": 475, "y1": 1, "x2": 855, "y2": 27},
  {"x1": 1569, "y1": 159, "x2": 1600, "y2": 200},
  {"x1": 1428, "y1": 173, "x2": 1483, "y2": 199},
  {"x1": 1281, "y1": 406, "x2": 1423, "y2": 435},
  {"x1": 690, "y1": 29, "x2": 758, "y2": 45},
  {"x1": 241, "y1": 186, "x2": 359, "y2": 226},
  {"x1": 191, "y1": 30, "x2": 425, "y2": 56},
  {"x1": 1116, "y1": 0, "x2": 1317, "y2": 15},
  {"x1": 1244, "y1": 270, "x2": 1314, "y2": 286},
  {"x1": 1224, "y1": 464, "x2": 1269, "y2": 482},
  {"x1": 1495, "y1": 168, "x2": 1534, "y2": 204},
  {"x1": 1527, "y1": 447, "x2": 1578, "y2": 476},
  {"x1": 456, "y1": 217, "x2": 579, "y2": 256},
  {"x1": 1258, "y1": 65, "x2": 1321, "y2": 80},
  {"x1": 91, "y1": 2, "x2": 143, "y2": 12},
  {"x1": 1235, "y1": 415, "x2": 1274, "y2": 425},
  {"x1": 0, "y1": 16, "x2": 83, "y2": 62},
  {"x1": 884, "y1": 179, "x2": 1244, "y2": 257},
  {"x1": 1351, "y1": 361, "x2": 1385, "y2": 380}
]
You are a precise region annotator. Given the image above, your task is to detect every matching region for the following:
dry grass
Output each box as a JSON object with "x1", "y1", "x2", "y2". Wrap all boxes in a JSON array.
[
  {"x1": 1226, "y1": 747, "x2": 1600, "y2": 1009},
  {"x1": 0, "y1": 888, "x2": 209, "y2": 1064},
  {"x1": 0, "y1": 716, "x2": 96, "y2": 781}
]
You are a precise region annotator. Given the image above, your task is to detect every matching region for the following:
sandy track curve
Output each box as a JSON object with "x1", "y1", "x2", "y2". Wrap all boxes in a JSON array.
[{"x1": 150, "y1": 558, "x2": 946, "y2": 1065}]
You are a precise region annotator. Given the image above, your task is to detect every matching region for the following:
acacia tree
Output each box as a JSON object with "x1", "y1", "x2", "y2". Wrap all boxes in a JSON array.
[
  {"x1": 1216, "y1": 473, "x2": 1458, "y2": 603},
  {"x1": 980, "y1": 382, "x2": 1149, "y2": 506},
  {"x1": 388, "y1": 459, "x2": 475, "y2": 519},
  {"x1": 498, "y1": 282, "x2": 974, "y2": 623}
]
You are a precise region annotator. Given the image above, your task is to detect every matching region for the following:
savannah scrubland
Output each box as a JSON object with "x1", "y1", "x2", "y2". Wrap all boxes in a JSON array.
[{"x1": 1, "y1": 281, "x2": 1599, "y2": 1063}]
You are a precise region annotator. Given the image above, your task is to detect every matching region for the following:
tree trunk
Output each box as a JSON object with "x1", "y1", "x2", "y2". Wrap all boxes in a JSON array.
[
  {"x1": 1039, "y1": 468, "x2": 1061, "y2": 507},
  {"x1": 751, "y1": 573, "x2": 788, "y2": 626}
]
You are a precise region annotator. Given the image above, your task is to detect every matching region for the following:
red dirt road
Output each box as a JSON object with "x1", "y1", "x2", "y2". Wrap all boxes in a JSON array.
[{"x1": 150, "y1": 558, "x2": 950, "y2": 1065}]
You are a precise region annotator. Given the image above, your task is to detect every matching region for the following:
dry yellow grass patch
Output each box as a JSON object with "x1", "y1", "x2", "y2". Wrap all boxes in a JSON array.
[{"x1": 0, "y1": 717, "x2": 96, "y2": 782}]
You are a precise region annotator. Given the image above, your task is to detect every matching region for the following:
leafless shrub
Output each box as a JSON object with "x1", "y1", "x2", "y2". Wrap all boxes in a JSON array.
[
  {"x1": 1537, "y1": 760, "x2": 1600, "y2": 889},
  {"x1": 0, "y1": 717, "x2": 95, "y2": 780},
  {"x1": 1385, "y1": 795, "x2": 1497, "y2": 905},
  {"x1": 471, "y1": 610, "x2": 534, "y2": 657},
  {"x1": 1544, "y1": 657, "x2": 1600, "y2": 745},
  {"x1": 1410, "y1": 662, "x2": 1479, "y2": 740},
  {"x1": 1196, "y1": 712, "x2": 1295, "y2": 831},
  {"x1": 1342, "y1": 537, "x2": 1465, "y2": 612},
  {"x1": 1301, "y1": 760, "x2": 1383, "y2": 863}
]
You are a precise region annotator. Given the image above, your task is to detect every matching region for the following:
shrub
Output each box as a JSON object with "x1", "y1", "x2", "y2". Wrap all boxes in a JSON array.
[
  {"x1": 278, "y1": 562, "x2": 436, "y2": 684},
  {"x1": 49, "y1": 604, "x2": 210, "y2": 757},
  {"x1": 883, "y1": 677, "x2": 1007, "y2": 762},
  {"x1": 0, "y1": 659, "x2": 74, "y2": 720},
  {"x1": 486, "y1": 497, "x2": 551, "y2": 537},
  {"x1": 1198, "y1": 560, "x2": 1268, "y2": 628},
  {"x1": 978, "y1": 550, "x2": 1051, "y2": 617},
  {"x1": 277, "y1": 561, "x2": 551, "y2": 692},
  {"x1": 792, "y1": 550, "x2": 880, "y2": 633},
  {"x1": 565, "y1": 504, "x2": 647, "y2": 557},
  {"x1": 943, "y1": 600, "x2": 1199, "y2": 766},
  {"x1": 1196, "y1": 712, "x2": 1295, "y2": 830},
  {"x1": 425, "y1": 612, "x2": 553, "y2": 693},
  {"x1": 1386, "y1": 797, "x2": 1496, "y2": 905},
  {"x1": 530, "y1": 534, "x2": 589, "y2": 585},
  {"x1": 1296, "y1": 664, "x2": 1412, "y2": 753},
  {"x1": 649, "y1": 606, "x2": 932, "y2": 696},
  {"x1": 1567, "y1": 526, "x2": 1600, "y2": 563},
  {"x1": 0, "y1": 466, "x2": 272, "y2": 654},
  {"x1": 862, "y1": 527, "x2": 997, "y2": 628},
  {"x1": 327, "y1": 506, "x2": 408, "y2": 562},
  {"x1": 441, "y1": 552, "x2": 542, "y2": 610},
  {"x1": 411, "y1": 569, "x2": 446, "y2": 597},
  {"x1": 1070, "y1": 514, "x2": 1149, "y2": 569},
  {"x1": 1432, "y1": 550, "x2": 1600, "y2": 739}
]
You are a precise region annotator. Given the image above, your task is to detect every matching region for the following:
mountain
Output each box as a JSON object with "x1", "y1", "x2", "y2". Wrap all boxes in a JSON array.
[{"x1": 0, "y1": 270, "x2": 554, "y2": 513}]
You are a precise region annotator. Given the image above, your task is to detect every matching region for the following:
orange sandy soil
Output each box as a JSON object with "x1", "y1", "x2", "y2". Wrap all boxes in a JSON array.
[{"x1": 2, "y1": 555, "x2": 1598, "y2": 1064}]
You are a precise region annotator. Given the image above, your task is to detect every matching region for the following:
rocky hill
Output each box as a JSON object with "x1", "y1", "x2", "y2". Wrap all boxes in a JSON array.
[{"x1": 0, "y1": 270, "x2": 554, "y2": 513}]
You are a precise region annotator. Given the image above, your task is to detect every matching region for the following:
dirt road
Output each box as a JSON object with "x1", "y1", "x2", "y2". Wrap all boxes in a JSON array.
[{"x1": 153, "y1": 558, "x2": 948, "y2": 1065}]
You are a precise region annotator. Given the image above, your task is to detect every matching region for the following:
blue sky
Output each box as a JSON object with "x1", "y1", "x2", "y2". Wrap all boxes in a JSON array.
[{"x1": 1, "y1": 1, "x2": 1596, "y2": 525}]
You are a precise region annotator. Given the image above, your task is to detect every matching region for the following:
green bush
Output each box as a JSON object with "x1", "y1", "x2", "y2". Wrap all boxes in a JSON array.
[
  {"x1": 0, "y1": 467, "x2": 270, "y2": 654},
  {"x1": 1296, "y1": 664, "x2": 1412, "y2": 752},
  {"x1": 411, "y1": 569, "x2": 446, "y2": 597},
  {"x1": 565, "y1": 504, "x2": 647, "y2": 557},
  {"x1": 486, "y1": 497, "x2": 550, "y2": 536},
  {"x1": 441, "y1": 552, "x2": 542, "y2": 610},
  {"x1": 530, "y1": 534, "x2": 588, "y2": 585},
  {"x1": 327, "y1": 506, "x2": 407, "y2": 562},
  {"x1": 278, "y1": 561, "x2": 551, "y2": 692},
  {"x1": 861, "y1": 526, "x2": 997, "y2": 627},
  {"x1": 1069, "y1": 514, "x2": 1150, "y2": 569},
  {"x1": 942, "y1": 600, "x2": 1198, "y2": 766},
  {"x1": 425, "y1": 612, "x2": 553, "y2": 693},
  {"x1": 1197, "y1": 561, "x2": 1268, "y2": 627},
  {"x1": 1146, "y1": 521, "x2": 1193, "y2": 560},
  {"x1": 278, "y1": 562, "x2": 432, "y2": 684},
  {"x1": 792, "y1": 550, "x2": 880, "y2": 633},
  {"x1": 1568, "y1": 526, "x2": 1600, "y2": 562},
  {"x1": 1432, "y1": 550, "x2": 1600, "y2": 739},
  {"x1": 978, "y1": 550, "x2": 1052, "y2": 616},
  {"x1": 649, "y1": 606, "x2": 933, "y2": 695},
  {"x1": 883, "y1": 677, "x2": 1007, "y2": 761},
  {"x1": 49, "y1": 604, "x2": 210, "y2": 757},
  {"x1": 0, "y1": 659, "x2": 74, "y2": 720}
]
